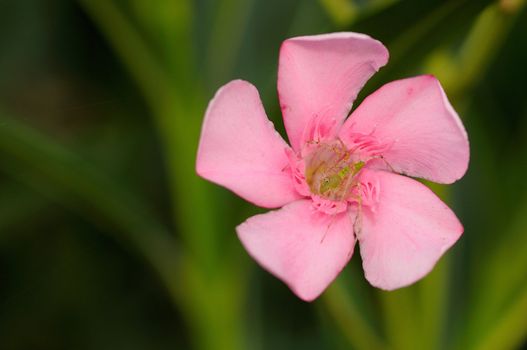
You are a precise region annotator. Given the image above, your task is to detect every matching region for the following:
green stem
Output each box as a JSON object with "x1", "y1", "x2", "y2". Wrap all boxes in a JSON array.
[
  {"x1": 322, "y1": 280, "x2": 388, "y2": 350},
  {"x1": 206, "y1": 0, "x2": 254, "y2": 86},
  {"x1": 462, "y1": 199, "x2": 527, "y2": 350},
  {"x1": 424, "y1": 0, "x2": 526, "y2": 98},
  {"x1": 379, "y1": 288, "x2": 422, "y2": 350},
  {"x1": 77, "y1": 1, "x2": 247, "y2": 349},
  {"x1": 78, "y1": 0, "x2": 172, "y2": 108},
  {"x1": 474, "y1": 283, "x2": 527, "y2": 350},
  {"x1": 320, "y1": 0, "x2": 400, "y2": 27},
  {"x1": 417, "y1": 257, "x2": 451, "y2": 350},
  {"x1": 77, "y1": 0, "x2": 217, "y2": 272},
  {"x1": 387, "y1": 0, "x2": 468, "y2": 69},
  {"x1": 414, "y1": 183, "x2": 451, "y2": 350}
]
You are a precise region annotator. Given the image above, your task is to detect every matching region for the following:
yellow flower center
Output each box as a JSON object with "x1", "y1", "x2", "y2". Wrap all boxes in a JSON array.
[{"x1": 305, "y1": 141, "x2": 364, "y2": 201}]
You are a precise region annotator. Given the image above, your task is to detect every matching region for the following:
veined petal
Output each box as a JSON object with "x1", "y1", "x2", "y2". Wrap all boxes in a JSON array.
[
  {"x1": 278, "y1": 32, "x2": 389, "y2": 151},
  {"x1": 237, "y1": 200, "x2": 356, "y2": 301},
  {"x1": 340, "y1": 75, "x2": 469, "y2": 184},
  {"x1": 196, "y1": 80, "x2": 301, "y2": 208},
  {"x1": 357, "y1": 169, "x2": 463, "y2": 290}
]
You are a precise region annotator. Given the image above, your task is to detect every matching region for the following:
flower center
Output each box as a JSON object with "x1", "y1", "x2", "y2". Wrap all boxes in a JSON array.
[{"x1": 304, "y1": 141, "x2": 364, "y2": 201}]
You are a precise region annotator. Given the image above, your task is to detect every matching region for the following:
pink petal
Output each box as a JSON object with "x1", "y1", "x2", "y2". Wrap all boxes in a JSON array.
[
  {"x1": 196, "y1": 80, "x2": 301, "y2": 208},
  {"x1": 357, "y1": 169, "x2": 463, "y2": 290},
  {"x1": 340, "y1": 75, "x2": 469, "y2": 184},
  {"x1": 278, "y1": 32, "x2": 389, "y2": 151},
  {"x1": 237, "y1": 200, "x2": 355, "y2": 301}
]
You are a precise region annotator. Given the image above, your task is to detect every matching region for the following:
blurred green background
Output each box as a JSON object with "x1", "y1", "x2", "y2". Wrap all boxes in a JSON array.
[{"x1": 1, "y1": 0, "x2": 527, "y2": 349}]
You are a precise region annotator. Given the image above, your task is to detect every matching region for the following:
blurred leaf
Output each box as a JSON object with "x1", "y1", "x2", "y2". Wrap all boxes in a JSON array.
[
  {"x1": 424, "y1": 0, "x2": 526, "y2": 97},
  {"x1": 78, "y1": 0, "x2": 172, "y2": 109},
  {"x1": 417, "y1": 257, "x2": 452, "y2": 350},
  {"x1": 419, "y1": 2, "x2": 527, "y2": 349},
  {"x1": 320, "y1": 0, "x2": 399, "y2": 27},
  {"x1": 320, "y1": 0, "x2": 358, "y2": 27},
  {"x1": 0, "y1": 183, "x2": 47, "y2": 234},
  {"x1": 384, "y1": 0, "x2": 468, "y2": 66},
  {"x1": 130, "y1": 0, "x2": 194, "y2": 84},
  {"x1": 475, "y1": 282, "x2": 527, "y2": 350},
  {"x1": 77, "y1": 0, "x2": 215, "y2": 260},
  {"x1": 78, "y1": 2, "x2": 250, "y2": 349},
  {"x1": 463, "y1": 197, "x2": 527, "y2": 349},
  {"x1": 0, "y1": 113, "x2": 182, "y2": 298},
  {"x1": 379, "y1": 287, "x2": 422, "y2": 350},
  {"x1": 206, "y1": 0, "x2": 254, "y2": 87},
  {"x1": 322, "y1": 279, "x2": 388, "y2": 350},
  {"x1": 355, "y1": 0, "x2": 483, "y2": 99}
]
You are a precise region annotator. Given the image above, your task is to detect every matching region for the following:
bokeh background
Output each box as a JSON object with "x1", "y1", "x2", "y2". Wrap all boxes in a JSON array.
[{"x1": 1, "y1": 0, "x2": 527, "y2": 349}]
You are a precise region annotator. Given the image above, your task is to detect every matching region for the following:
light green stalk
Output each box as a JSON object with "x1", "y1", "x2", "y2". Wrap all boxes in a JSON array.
[
  {"x1": 424, "y1": 0, "x2": 526, "y2": 98},
  {"x1": 320, "y1": 0, "x2": 400, "y2": 27},
  {"x1": 475, "y1": 282, "x2": 527, "y2": 350},
  {"x1": 77, "y1": 1, "x2": 247, "y2": 349},
  {"x1": 323, "y1": 280, "x2": 388, "y2": 350}
]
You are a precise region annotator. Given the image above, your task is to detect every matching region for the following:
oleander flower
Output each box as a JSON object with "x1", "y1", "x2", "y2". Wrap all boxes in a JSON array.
[{"x1": 196, "y1": 32, "x2": 469, "y2": 301}]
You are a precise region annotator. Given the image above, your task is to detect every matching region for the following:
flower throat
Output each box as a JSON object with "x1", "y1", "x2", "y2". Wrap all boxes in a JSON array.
[{"x1": 304, "y1": 141, "x2": 364, "y2": 201}]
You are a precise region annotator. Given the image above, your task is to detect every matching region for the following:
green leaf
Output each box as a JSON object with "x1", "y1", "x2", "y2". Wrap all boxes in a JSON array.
[
  {"x1": 320, "y1": 0, "x2": 399, "y2": 27},
  {"x1": 322, "y1": 279, "x2": 388, "y2": 350},
  {"x1": 424, "y1": 1, "x2": 526, "y2": 97},
  {"x1": 474, "y1": 283, "x2": 527, "y2": 350},
  {"x1": 0, "y1": 113, "x2": 182, "y2": 297}
]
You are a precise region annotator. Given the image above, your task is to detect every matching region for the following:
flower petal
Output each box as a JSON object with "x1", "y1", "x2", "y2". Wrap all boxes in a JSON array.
[
  {"x1": 278, "y1": 32, "x2": 389, "y2": 151},
  {"x1": 357, "y1": 169, "x2": 463, "y2": 290},
  {"x1": 340, "y1": 75, "x2": 469, "y2": 184},
  {"x1": 196, "y1": 80, "x2": 301, "y2": 208},
  {"x1": 237, "y1": 200, "x2": 356, "y2": 301}
]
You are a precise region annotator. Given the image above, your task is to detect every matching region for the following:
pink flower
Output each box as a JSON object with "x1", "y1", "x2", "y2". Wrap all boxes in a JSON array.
[{"x1": 196, "y1": 32, "x2": 469, "y2": 301}]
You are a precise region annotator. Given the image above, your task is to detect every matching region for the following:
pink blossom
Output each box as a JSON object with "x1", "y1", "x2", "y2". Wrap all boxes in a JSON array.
[{"x1": 196, "y1": 32, "x2": 469, "y2": 301}]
